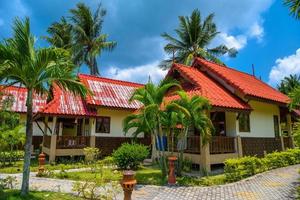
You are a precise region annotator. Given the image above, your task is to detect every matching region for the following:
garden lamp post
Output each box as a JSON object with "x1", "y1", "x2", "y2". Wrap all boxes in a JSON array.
[
  {"x1": 37, "y1": 152, "x2": 46, "y2": 175},
  {"x1": 121, "y1": 170, "x2": 137, "y2": 200},
  {"x1": 168, "y1": 156, "x2": 177, "y2": 185}
]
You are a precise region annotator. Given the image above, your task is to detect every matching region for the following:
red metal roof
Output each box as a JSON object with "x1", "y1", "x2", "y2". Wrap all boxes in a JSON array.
[
  {"x1": 194, "y1": 58, "x2": 290, "y2": 104},
  {"x1": 167, "y1": 63, "x2": 252, "y2": 111},
  {"x1": 0, "y1": 86, "x2": 47, "y2": 113},
  {"x1": 40, "y1": 85, "x2": 97, "y2": 117},
  {"x1": 79, "y1": 74, "x2": 143, "y2": 109}
]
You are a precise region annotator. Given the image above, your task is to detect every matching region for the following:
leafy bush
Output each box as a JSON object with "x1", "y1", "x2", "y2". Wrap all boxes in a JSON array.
[
  {"x1": 83, "y1": 147, "x2": 100, "y2": 164},
  {"x1": 112, "y1": 143, "x2": 149, "y2": 170},
  {"x1": 0, "y1": 151, "x2": 24, "y2": 166},
  {"x1": 224, "y1": 148, "x2": 300, "y2": 182}
]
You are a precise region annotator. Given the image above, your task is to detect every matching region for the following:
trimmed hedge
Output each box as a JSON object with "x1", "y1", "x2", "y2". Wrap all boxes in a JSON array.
[{"x1": 224, "y1": 148, "x2": 300, "y2": 182}]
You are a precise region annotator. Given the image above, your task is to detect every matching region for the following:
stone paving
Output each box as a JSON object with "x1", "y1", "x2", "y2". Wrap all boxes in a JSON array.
[
  {"x1": 0, "y1": 164, "x2": 299, "y2": 200},
  {"x1": 133, "y1": 164, "x2": 300, "y2": 200}
]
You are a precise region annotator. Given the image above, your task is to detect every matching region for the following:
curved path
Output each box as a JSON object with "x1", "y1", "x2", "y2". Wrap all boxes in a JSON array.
[
  {"x1": 0, "y1": 164, "x2": 299, "y2": 200},
  {"x1": 134, "y1": 164, "x2": 300, "y2": 200}
]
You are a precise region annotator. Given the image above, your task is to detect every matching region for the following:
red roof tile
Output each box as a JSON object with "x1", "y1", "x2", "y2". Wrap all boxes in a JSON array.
[
  {"x1": 0, "y1": 86, "x2": 47, "y2": 113},
  {"x1": 167, "y1": 63, "x2": 251, "y2": 111},
  {"x1": 40, "y1": 85, "x2": 97, "y2": 117},
  {"x1": 194, "y1": 58, "x2": 290, "y2": 104},
  {"x1": 79, "y1": 74, "x2": 143, "y2": 109}
]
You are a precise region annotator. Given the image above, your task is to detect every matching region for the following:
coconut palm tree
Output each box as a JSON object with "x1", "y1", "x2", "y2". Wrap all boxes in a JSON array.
[
  {"x1": 70, "y1": 3, "x2": 116, "y2": 75},
  {"x1": 284, "y1": 0, "x2": 300, "y2": 19},
  {"x1": 0, "y1": 17, "x2": 88, "y2": 195},
  {"x1": 278, "y1": 74, "x2": 300, "y2": 95},
  {"x1": 167, "y1": 91, "x2": 213, "y2": 175},
  {"x1": 44, "y1": 17, "x2": 73, "y2": 50},
  {"x1": 161, "y1": 9, "x2": 237, "y2": 68},
  {"x1": 123, "y1": 79, "x2": 181, "y2": 177}
]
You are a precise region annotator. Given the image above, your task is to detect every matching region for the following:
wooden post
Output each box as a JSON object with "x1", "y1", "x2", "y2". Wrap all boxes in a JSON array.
[
  {"x1": 280, "y1": 136, "x2": 285, "y2": 151},
  {"x1": 200, "y1": 137, "x2": 211, "y2": 173},
  {"x1": 90, "y1": 136, "x2": 96, "y2": 148},
  {"x1": 52, "y1": 117, "x2": 57, "y2": 135},
  {"x1": 49, "y1": 135, "x2": 57, "y2": 162},
  {"x1": 286, "y1": 114, "x2": 295, "y2": 148},
  {"x1": 237, "y1": 135, "x2": 243, "y2": 157}
]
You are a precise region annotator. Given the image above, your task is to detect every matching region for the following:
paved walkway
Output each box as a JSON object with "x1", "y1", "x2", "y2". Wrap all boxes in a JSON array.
[
  {"x1": 0, "y1": 164, "x2": 299, "y2": 200},
  {"x1": 133, "y1": 164, "x2": 300, "y2": 200}
]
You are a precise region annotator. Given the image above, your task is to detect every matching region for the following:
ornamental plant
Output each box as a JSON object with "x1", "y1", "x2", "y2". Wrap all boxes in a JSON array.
[{"x1": 112, "y1": 143, "x2": 149, "y2": 170}]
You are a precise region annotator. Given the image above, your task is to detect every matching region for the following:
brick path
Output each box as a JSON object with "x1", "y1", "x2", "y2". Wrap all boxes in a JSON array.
[
  {"x1": 133, "y1": 164, "x2": 300, "y2": 200},
  {"x1": 0, "y1": 164, "x2": 299, "y2": 200}
]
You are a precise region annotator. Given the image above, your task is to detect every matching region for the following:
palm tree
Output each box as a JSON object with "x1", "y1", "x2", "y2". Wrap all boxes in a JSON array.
[
  {"x1": 167, "y1": 91, "x2": 213, "y2": 175},
  {"x1": 123, "y1": 79, "x2": 181, "y2": 177},
  {"x1": 277, "y1": 74, "x2": 300, "y2": 95},
  {"x1": 161, "y1": 9, "x2": 237, "y2": 68},
  {"x1": 0, "y1": 17, "x2": 88, "y2": 195},
  {"x1": 70, "y1": 3, "x2": 116, "y2": 75},
  {"x1": 44, "y1": 17, "x2": 73, "y2": 50},
  {"x1": 284, "y1": 0, "x2": 300, "y2": 19}
]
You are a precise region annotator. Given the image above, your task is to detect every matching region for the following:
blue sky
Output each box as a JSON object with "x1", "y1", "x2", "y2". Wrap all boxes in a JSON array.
[{"x1": 0, "y1": 0, "x2": 299, "y2": 86}]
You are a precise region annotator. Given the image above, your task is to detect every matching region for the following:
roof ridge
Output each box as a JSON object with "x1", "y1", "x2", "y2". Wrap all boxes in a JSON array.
[
  {"x1": 195, "y1": 57, "x2": 256, "y2": 77},
  {"x1": 78, "y1": 73, "x2": 144, "y2": 87}
]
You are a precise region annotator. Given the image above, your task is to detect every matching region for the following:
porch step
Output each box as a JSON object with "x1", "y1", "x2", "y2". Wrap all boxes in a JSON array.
[{"x1": 143, "y1": 159, "x2": 153, "y2": 166}]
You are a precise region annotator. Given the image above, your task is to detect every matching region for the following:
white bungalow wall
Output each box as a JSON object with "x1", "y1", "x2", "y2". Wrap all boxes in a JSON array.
[
  {"x1": 91, "y1": 107, "x2": 142, "y2": 138},
  {"x1": 237, "y1": 101, "x2": 281, "y2": 138}
]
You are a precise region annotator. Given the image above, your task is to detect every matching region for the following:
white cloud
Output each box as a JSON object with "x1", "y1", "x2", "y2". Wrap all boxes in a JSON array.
[
  {"x1": 103, "y1": 61, "x2": 167, "y2": 84},
  {"x1": 249, "y1": 22, "x2": 264, "y2": 41},
  {"x1": 268, "y1": 48, "x2": 300, "y2": 86},
  {"x1": 215, "y1": 33, "x2": 247, "y2": 50}
]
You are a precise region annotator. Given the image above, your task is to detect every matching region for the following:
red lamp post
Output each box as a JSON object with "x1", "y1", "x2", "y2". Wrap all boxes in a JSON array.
[
  {"x1": 37, "y1": 152, "x2": 46, "y2": 175},
  {"x1": 168, "y1": 156, "x2": 177, "y2": 185},
  {"x1": 120, "y1": 170, "x2": 137, "y2": 200}
]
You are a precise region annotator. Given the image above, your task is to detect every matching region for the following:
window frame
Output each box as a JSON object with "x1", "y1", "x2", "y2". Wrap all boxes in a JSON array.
[
  {"x1": 238, "y1": 113, "x2": 250, "y2": 132},
  {"x1": 273, "y1": 115, "x2": 280, "y2": 137},
  {"x1": 95, "y1": 116, "x2": 111, "y2": 134}
]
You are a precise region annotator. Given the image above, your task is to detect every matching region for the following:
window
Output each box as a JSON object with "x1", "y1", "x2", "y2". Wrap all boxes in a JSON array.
[
  {"x1": 239, "y1": 113, "x2": 250, "y2": 132},
  {"x1": 95, "y1": 116, "x2": 110, "y2": 133},
  {"x1": 273, "y1": 115, "x2": 280, "y2": 137}
]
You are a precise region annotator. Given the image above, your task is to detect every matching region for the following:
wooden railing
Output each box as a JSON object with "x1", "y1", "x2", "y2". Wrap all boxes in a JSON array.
[
  {"x1": 210, "y1": 136, "x2": 236, "y2": 154},
  {"x1": 43, "y1": 135, "x2": 51, "y2": 148},
  {"x1": 56, "y1": 136, "x2": 90, "y2": 149},
  {"x1": 185, "y1": 136, "x2": 201, "y2": 154}
]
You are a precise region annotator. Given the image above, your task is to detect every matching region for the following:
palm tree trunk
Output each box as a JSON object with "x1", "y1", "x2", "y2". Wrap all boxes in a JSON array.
[{"x1": 21, "y1": 89, "x2": 33, "y2": 196}]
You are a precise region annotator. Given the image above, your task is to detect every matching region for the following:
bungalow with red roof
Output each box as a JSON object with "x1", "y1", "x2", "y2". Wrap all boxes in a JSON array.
[{"x1": 0, "y1": 58, "x2": 294, "y2": 169}]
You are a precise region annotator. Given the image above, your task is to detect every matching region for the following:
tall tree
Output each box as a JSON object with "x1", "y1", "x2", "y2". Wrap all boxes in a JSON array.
[
  {"x1": 0, "y1": 17, "x2": 88, "y2": 195},
  {"x1": 161, "y1": 9, "x2": 237, "y2": 68},
  {"x1": 70, "y1": 3, "x2": 116, "y2": 75},
  {"x1": 44, "y1": 17, "x2": 73, "y2": 50},
  {"x1": 167, "y1": 91, "x2": 213, "y2": 175},
  {"x1": 123, "y1": 79, "x2": 181, "y2": 177},
  {"x1": 284, "y1": 0, "x2": 300, "y2": 19},
  {"x1": 278, "y1": 74, "x2": 300, "y2": 95}
]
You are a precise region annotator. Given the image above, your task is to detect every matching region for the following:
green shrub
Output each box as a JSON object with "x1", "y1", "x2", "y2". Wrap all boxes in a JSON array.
[
  {"x1": 224, "y1": 148, "x2": 300, "y2": 182},
  {"x1": 112, "y1": 143, "x2": 149, "y2": 170},
  {"x1": 0, "y1": 151, "x2": 24, "y2": 166}
]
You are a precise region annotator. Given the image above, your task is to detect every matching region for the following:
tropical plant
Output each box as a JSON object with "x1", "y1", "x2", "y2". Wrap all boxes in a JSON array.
[
  {"x1": 161, "y1": 9, "x2": 237, "y2": 68},
  {"x1": 284, "y1": 0, "x2": 300, "y2": 19},
  {"x1": 277, "y1": 74, "x2": 300, "y2": 95},
  {"x1": 0, "y1": 17, "x2": 88, "y2": 195},
  {"x1": 123, "y1": 79, "x2": 181, "y2": 177},
  {"x1": 167, "y1": 91, "x2": 213, "y2": 176},
  {"x1": 70, "y1": 3, "x2": 116, "y2": 75},
  {"x1": 44, "y1": 17, "x2": 73, "y2": 50}
]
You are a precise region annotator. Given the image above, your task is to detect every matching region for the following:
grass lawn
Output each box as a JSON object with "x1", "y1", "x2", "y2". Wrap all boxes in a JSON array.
[
  {"x1": 45, "y1": 164, "x2": 226, "y2": 187},
  {"x1": 0, "y1": 190, "x2": 82, "y2": 200},
  {"x1": 0, "y1": 160, "x2": 90, "y2": 174}
]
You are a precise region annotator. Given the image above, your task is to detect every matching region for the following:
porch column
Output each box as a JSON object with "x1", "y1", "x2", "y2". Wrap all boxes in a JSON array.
[
  {"x1": 286, "y1": 114, "x2": 295, "y2": 148},
  {"x1": 52, "y1": 117, "x2": 57, "y2": 135},
  {"x1": 200, "y1": 137, "x2": 211, "y2": 172},
  {"x1": 280, "y1": 136, "x2": 285, "y2": 151},
  {"x1": 49, "y1": 135, "x2": 57, "y2": 162},
  {"x1": 236, "y1": 135, "x2": 243, "y2": 157},
  {"x1": 89, "y1": 118, "x2": 96, "y2": 148},
  {"x1": 43, "y1": 116, "x2": 48, "y2": 135}
]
